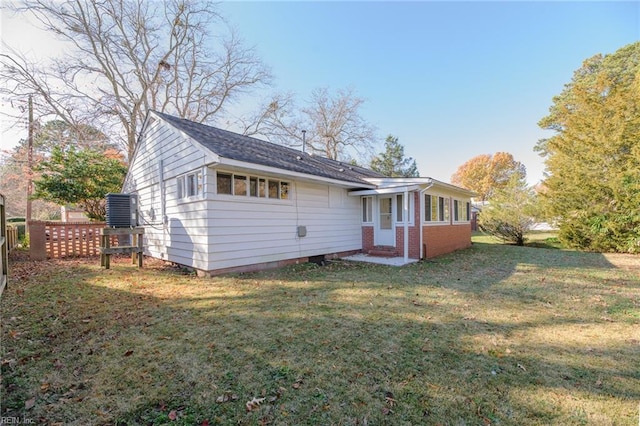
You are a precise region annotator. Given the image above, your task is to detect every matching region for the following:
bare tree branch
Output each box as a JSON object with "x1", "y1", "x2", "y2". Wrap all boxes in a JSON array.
[{"x1": 1, "y1": 0, "x2": 271, "y2": 158}]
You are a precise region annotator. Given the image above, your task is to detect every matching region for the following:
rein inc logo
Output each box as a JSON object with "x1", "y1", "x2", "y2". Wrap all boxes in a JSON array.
[{"x1": 0, "y1": 416, "x2": 35, "y2": 424}]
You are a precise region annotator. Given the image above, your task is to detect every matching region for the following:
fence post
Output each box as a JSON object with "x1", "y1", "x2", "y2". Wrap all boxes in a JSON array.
[{"x1": 29, "y1": 220, "x2": 47, "y2": 261}]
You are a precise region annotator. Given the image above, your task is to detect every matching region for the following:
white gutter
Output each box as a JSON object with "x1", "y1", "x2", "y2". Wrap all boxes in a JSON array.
[
  {"x1": 348, "y1": 185, "x2": 421, "y2": 196},
  {"x1": 419, "y1": 181, "x2": 435, "y2": 259}
]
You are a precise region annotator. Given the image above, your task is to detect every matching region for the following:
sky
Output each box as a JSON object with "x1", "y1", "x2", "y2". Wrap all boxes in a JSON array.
[{"x1": 1, "y1": 1, "x2": 639, "y2": 185}]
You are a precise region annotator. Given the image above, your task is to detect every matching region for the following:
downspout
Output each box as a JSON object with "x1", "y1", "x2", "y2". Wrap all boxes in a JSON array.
[
  {"x1": 419, "y1": 180, "x2": 434, "y2": 260},
  {"x1": 403, "y1": 189, "x2": 409, "y2": 264},
  {"x1": 159, "y1": 160, "x2": 167, "y2": 256}
]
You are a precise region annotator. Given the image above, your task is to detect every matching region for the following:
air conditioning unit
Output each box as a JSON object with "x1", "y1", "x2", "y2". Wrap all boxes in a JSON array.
[{"x1": 106, "y1": 193, "x2": 138, "y2": 228}]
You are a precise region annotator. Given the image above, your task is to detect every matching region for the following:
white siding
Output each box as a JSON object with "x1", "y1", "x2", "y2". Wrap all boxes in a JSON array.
[
  {"x1": 206, "y1": 178, "x2": 362, "y2": 270},
  {"x1": 124, "y1": 118, "x2": 212, "y2": 270},
  {"x1": 125, "y1": 116, "x2": 364, "y2": 273}
]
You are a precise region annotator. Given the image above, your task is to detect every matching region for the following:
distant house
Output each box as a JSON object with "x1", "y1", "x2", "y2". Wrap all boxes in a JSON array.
[
  {"x1": 61, "y1": 205, "x2": 89, "y2": 222},
  {"x1": 123, "y1": 111, "x2": 476, "y2": 276}
]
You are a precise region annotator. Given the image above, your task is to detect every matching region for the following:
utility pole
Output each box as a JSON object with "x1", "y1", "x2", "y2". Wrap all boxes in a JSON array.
[{"x1": 26, "y1": 95, "x2": 33, "y2": 235}]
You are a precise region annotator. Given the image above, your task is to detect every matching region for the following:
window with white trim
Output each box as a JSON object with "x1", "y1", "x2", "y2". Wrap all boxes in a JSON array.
[
  {"x1": 453, "y1": 200, "x2": 471, "y2": 222},
  {"x1": 424, "y1": 194, "x2": 450, "y2": 222},
  {"x1": 177, "y1": 170, "x2": 203, "y2": 200},
  {"x1": 216, "y1": 171, "x2": 289, "y2": 200},
  {"x1": 395, "y1": 193, "x2": 415, "y2": 224},
  {"x1": 362, "y1": 196, "x2": 373, "y2": 223}
]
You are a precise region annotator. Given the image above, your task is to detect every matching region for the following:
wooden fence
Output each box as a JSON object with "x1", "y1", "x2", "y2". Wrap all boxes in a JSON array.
[
  {"x1": 6, "y1": 226, "x2": 18, "y2": 252},
  {"x1": 30, "y1": 221, "x2": 119, "y2": 259},
  {"x1": 1, "y1": 194, "x2": 8, "y2": 296}
]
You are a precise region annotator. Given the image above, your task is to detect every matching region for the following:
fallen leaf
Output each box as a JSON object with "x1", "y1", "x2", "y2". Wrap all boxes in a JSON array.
[
  {"x1": 201, "y1": 421, "x2": 210, "y2": 426},
  {"x1": 384, "y1": 391, "x2": 396, "y2": 407},
  {"x1": 123, "y1": 350, "x2": 134, "y2": 357},
  {"x1": 168, "y1": 410, "x2": 177, "y2": 420},
  {"x1": 246, "y1": 397, "x2": 266, "y2": 412},
  {"x1": 40, "y1": 383, "x2": 50, "y2": 392},
  {"x1": 25, "y1": 397, "x2": 36, "y2": 410},
  {"x1": 216, "y1": 392, "x2": 238, "y2": 403},
  {"x1": 517, "y1": 363, "x2": 527, "y2": 372}
]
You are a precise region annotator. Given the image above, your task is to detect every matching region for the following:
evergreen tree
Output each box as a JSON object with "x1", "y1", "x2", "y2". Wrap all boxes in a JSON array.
[
  {"x1": 33, "y1": 146, "x2": 127, "y2": 221},
  {"x1": 537, "y1": 42, "x2": 640, "y2": 252},
  {"x1": 370, "y1": 135, "x2": 419, "y2": 177}
]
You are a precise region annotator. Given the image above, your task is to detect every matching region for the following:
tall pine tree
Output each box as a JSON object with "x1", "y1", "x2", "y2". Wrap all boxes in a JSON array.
[{"x1": 370, "y1": 135, "x2": 419, "y2": 177}]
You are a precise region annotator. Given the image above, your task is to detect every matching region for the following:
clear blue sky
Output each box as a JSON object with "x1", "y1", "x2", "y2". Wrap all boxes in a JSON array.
[
  {"x1": 219, "y1": 1, "x2": 639, "y2": 185},
  {"x1": 1, "y1": 1, "x2": 638, "y2": 185}
]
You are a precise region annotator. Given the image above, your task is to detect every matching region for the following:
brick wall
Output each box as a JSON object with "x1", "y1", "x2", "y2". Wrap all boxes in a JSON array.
[
  {"x1": 362, "y1": 225, "x2": 374, "y2": 252},
  {"x1": 422, "y1": 224, "x2": 471, "y2": 259}
]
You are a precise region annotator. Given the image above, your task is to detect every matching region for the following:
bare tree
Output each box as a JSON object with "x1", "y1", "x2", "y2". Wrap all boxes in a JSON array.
[
  {"x1": 304, "y1": 87, "x2": 377, "y2": 160},
  {"x1": 1, "y1": 0, "x2": 271, "y2": 158},
  {"x1": 242, "y1": 87, "x2": 377, "y2": 161}
]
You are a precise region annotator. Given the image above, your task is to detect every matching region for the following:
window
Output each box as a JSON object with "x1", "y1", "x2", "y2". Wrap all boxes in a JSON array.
[
  {"x1": 217, "y1": 173, "x2": 232, "y2": 195},
  {"x1": 258, "y1": 178, "x2": 266, "y2": 197},
  {"x1": 177, "y1": 176, "x2": 186, "y2": 199},
  {"x1": 424, "y1": 194, "x2": 450, "y2": 222},
  {"x1": 395, "y1": 194, "x2": 414, "y2": 224},
  {"x1": 453, "y1": 200, "x2": 470, "y2": 222},
  {"x1": 216, "y1": 171, "x2": 289, "y2": 200},
  {"x1": 250, "y1": 177, "x2": 258, "y2": 197},
  {"x1": 444, "y1": 197, "x2": 450, "y2": 221},
  {"x1": 268, "y1": 180, "x2": 279, "y2": 198},
  {"x1": 234, "y1": 175, "x2": 247, "y2": 196},
  {"x1": 178, "y1": 170, "x2": 203, "y2": 200},
  {"x1": 280, "y1": 182, "x2": 289, "y2": 199},
  {"x1": 362, "y1": 196, "x2": 373, "y2": 223}
]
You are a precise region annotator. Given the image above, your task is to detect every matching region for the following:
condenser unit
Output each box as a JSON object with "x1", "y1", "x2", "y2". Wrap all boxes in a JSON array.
[{"x1": 106, "y1": 193, "x2": 138, "y2": 228}]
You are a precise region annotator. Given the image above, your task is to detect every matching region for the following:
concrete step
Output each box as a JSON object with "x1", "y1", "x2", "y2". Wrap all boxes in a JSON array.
[{"x1": 368, "y1": 246, "x2": 397, "y2": 257}]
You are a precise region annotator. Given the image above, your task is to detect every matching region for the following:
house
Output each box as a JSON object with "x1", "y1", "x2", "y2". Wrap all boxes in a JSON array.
[
  {"x1": 61, "y1": 205, "x2": 90, "y2": 222},
  {"x1": 123, "y1": 111, "x2": 476, "y2": 276}
]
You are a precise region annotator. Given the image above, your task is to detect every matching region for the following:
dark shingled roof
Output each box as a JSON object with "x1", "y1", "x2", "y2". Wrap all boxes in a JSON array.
[{"x1": 152, "y1": 111, "x2": 384, "y2": 185}]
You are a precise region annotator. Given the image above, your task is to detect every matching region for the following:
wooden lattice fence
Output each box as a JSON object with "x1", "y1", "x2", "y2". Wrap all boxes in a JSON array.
[{"x1": 30, "y1": 221, "x2": 119, "y2": 259}]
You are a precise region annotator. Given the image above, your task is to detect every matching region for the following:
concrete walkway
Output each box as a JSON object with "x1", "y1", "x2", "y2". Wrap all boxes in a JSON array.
[{"x1": 342, "y1": 253, "x2": 419, "y2": 267}]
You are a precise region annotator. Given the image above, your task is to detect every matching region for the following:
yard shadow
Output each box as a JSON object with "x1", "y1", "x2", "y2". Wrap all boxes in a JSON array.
[{"x1": 1, "y1": 249, "x2": 638, "y2": 424}]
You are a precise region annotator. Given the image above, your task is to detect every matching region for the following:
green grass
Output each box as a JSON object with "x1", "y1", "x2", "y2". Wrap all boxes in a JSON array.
[
  {"x1": 1, "y1": 241, "x2": 639, "y2": 425},
  {"x1": 474, "y1": 230, "x2": 565, "y2": 250}
]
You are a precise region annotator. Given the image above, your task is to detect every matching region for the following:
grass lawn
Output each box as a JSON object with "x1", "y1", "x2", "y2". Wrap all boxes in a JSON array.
[{"x1": 1, "y1": 239, "x2": 639, "y2": 425}]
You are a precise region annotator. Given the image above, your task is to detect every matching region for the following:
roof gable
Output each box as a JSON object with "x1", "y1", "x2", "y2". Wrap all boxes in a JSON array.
[{"x1": 150, "y1": 111, "x2": 384, "y2": 186}]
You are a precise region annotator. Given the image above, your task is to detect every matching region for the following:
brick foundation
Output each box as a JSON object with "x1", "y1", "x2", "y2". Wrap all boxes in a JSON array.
[{"x1": 422, "y1": 224, "x2": 471, "y2": 259}]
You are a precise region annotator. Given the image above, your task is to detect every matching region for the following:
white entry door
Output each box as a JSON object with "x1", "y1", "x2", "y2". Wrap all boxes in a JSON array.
[{"x1": 376, "y1": 196, "x2": 395, "y2": 246}]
